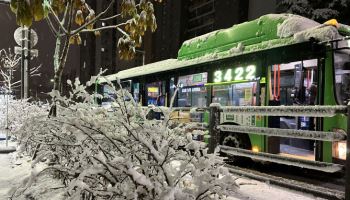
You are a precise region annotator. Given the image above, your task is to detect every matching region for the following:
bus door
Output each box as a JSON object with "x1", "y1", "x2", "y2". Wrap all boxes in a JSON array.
[{"x1": 269, "y1": 59, "x2": 318, "y2": 161}]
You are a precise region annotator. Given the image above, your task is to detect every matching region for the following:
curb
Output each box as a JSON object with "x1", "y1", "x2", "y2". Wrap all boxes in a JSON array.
[{"x1": 0, "y1": 146, "x2": 16, "y2": 153}]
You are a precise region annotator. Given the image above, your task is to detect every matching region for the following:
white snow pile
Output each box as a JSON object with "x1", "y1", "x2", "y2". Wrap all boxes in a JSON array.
[
  {"x1": 277, "y1": 14, "x2": 320, "y2": 38},
  {"x1": 293, "y1": 25, "x2": 340, "y2": 43},
  {"x1": 10, "y1": 74, "x2": 239, "y2": 200},
  {"x1": 183, "y1": 30, "x2": 220, "y2": 46},
  {"x1": 228, "y1": 43, "x2": 245, "y2": 55},
  {"x1": 0, "y1": 98, "x2": 48, "y2": 142},
  {"x1": 277, "y1": 14, "x2": 341, "y2": 43}
]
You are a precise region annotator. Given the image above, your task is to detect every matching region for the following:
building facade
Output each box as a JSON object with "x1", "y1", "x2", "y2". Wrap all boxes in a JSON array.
[
  {"x1": 81, "y1": 0, "x2": 277, "y2": 76},
  {"x1": 0, "y1": 0, "x2": 277, "y2": 99}
]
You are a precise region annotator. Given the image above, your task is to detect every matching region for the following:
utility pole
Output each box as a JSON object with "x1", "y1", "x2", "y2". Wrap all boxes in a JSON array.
[{"x1": 21, "y1": 27, "x2": 31, "y2": 99}]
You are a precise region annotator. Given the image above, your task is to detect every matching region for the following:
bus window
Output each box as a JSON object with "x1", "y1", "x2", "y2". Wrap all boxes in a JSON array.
[
  {"x1": 212, "y1": 85, "x2": 233, "y2": 106},
  {"x1": 178, "y1": 87, "x2": 191, "y2": 107},
  {"x1": 120, "y1": 80, "x2": 132, "y2": 101},
  {"x1": 120, "y1": 80, "x2": 132, "y2": 92},
  {"x1": 334, "y1": 48, "x2": 350, "y2": 105},
  {"x1": 133, "y1": 82, "x2": 140, "y2": 103},
  {"x1": 178, "y1": 87, "x2": 207, "y2": 107},
  {"x1": 101, "y1": 84, "x2": 116, "y2": 109},
  {"x1": 270, "y1": 60, "x2": 318, "y2": 106},
  {"x1": 212, "y1": 82, "x2": 256, "y2": 106},
  {"x1": 170, "y1": 77, "x2": 175, "y2": 97},
  {"x1": 191, "y1": 87, "x2": 206, "y2": 107},
  {"x1": 177, "y1": 72, "x2": 207, "y2": 107},
  {"x1": 146, "y1": 81, "x2": 165, "y2": 106}
]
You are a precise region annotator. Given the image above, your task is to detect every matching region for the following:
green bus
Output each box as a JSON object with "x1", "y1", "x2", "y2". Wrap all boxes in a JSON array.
[{"x1": 99, "y1": 14, "x2": 350, "y2": 165}]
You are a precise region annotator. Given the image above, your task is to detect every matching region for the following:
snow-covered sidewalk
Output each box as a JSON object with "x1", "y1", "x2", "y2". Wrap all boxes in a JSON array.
[{"x1": 0, "y1": 151, "x2": 30, "y2": 200}]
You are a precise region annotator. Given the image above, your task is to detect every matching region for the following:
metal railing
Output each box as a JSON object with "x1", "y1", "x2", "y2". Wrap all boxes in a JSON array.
[{"x1": 207, "y1": 103, "x2": 350, "y2": 200}]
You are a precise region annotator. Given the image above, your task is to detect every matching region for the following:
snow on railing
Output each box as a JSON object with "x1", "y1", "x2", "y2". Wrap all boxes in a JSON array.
[
  {"x1": 219, "y1": 125, "x2": 346, "y2": 141},
  {"x1": 142, "y1": 106, "x2": 207, "y2": 113},
  {"x1": 219, "y1": 105, "x2": 347, "y2": 117},
  {"x1": 219, "y1": 145, "x2": 343, "y2": 173}
]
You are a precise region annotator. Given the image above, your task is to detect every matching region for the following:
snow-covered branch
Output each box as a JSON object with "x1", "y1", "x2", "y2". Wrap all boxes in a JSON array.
[
  {"x1": 11, "y1": 74, "x2": 238, "y2": 199},
  {"x1": 0, "y1": 48, "x2": 41, "y2": 93}
]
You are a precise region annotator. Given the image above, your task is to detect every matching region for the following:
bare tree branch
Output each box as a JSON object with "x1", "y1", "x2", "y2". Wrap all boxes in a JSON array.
[
  {"x1": 70, "y1": 0, "x2": 116, "y2": 35},
  {"x1": 46, "y1": 17, "x2": 60, "y2": 37},
  {"x1": 80, "y1": 22, "x2": 128, "y2": 33},
  {"x1": 47, "y1": 6, "x2": 69, "y2": 35}
]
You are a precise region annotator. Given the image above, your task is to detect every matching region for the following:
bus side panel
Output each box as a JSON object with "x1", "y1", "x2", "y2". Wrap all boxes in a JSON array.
[
  {"x1": 322, "y1": 51, "x2": 345, "y2": 163},
  {"x1": 248, "y1": 115, "x2": 265, "y2": 152}
]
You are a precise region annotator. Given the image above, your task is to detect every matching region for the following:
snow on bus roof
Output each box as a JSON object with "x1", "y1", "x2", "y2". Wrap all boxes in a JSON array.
[
  {"x1": 100, "y1": 59, "x2": 178, "y2": 82},
  {"x1": 99, "y1": 14, "x2": 344, "y2": 83},
  {"x1": 100, "y1": 54, "x2": 221, "y2": 83},
  {"x1": 276, "y1": 14, "x2": 341, "y2": 42}
]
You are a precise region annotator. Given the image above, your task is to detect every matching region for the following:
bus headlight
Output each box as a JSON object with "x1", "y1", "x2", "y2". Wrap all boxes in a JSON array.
[
  {"x1": 252, "y1": 146, "x2": 259, "y2": 152},
  {"x1": 333, "y1": 141, "x2": 347, "y2": 160}
]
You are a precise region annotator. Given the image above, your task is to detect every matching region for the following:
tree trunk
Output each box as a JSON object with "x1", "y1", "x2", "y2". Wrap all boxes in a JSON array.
[{"x1": 49, "y1": 35, "x2": 71, "y2": 117}]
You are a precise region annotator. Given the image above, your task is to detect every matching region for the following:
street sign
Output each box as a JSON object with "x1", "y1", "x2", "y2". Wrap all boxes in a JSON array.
[
  {"x1": 14, "y1": 27, "x2": 38, "y2": 47},
  {"x1": 14, "y1": 46, "x2": 38, "y2": 57}
]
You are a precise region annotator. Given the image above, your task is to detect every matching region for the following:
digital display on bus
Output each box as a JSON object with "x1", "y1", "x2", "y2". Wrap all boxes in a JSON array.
[
  {"x1": 147, "y1": 87, "x2": 160, "y2": 99},
  {"x1": 178, "y1": 72, "x2": 208, "y2": 87},
  {"x1": 213, "y1": 65, "x2": 256, "y2": 83}
]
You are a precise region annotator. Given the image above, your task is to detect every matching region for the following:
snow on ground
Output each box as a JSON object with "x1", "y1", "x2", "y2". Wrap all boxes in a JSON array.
[
  {"x1": 0, "y1": 141, "x2": 23, "y2": 200},
  {"x1": 0, "y1": 145, "x2": 323, "y2": 200},
  {"x1": 229, "y1": 178, "x2": 323, "y2": 200},
  {"x1": 0, "y1": 139, "x2": 66, "y2": 200}
]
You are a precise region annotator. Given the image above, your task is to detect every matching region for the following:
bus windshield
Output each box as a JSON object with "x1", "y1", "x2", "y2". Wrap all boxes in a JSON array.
[{"x1": 334, "y1": 48, "x2": 350, "y2": 105}]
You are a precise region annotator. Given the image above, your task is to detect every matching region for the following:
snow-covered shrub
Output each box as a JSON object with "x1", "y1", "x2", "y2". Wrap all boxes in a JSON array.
[
  {"x1": 11, "y1": 76, "x2": 238, "y2": 200},
  {"x1": 0, "y1": 98, "x2": 48, "y2": 138}
]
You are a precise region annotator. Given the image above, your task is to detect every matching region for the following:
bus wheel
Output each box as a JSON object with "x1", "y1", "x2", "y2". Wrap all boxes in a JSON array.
[
  {"x1": 222, "y1": 134, "x2": 243, "y2": 148},
  {"x1": 221, "y1": 133, "x2": 251, "y2": 164}
]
